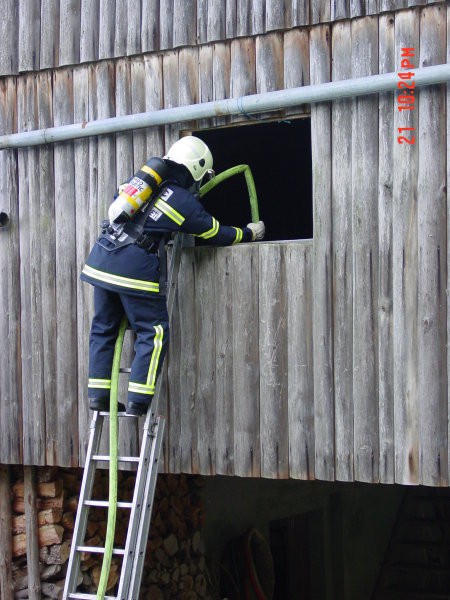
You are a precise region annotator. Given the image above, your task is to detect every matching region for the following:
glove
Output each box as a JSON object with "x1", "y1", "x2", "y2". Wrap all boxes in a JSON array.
[{"x1": 247, "y1": 221, "x2": 265, "y2": 241}]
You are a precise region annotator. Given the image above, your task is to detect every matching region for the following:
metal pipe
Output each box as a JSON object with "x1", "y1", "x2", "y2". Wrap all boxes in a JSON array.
[{"x1": 0, "y1": 63, "x2": 449, "y2": 149}]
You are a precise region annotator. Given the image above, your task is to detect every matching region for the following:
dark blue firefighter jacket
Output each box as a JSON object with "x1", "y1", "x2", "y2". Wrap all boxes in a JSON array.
[{"x1": 80, "y1": 183, "x2": 253, "y2": 297}]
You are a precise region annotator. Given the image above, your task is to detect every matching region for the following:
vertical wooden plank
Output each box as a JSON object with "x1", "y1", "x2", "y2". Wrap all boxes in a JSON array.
[
  {"x1": 198, "y1": 44, "x2": 213, "y2": 130},
  {"x1": 0, "y1": 0, "x2": 18, "y2": 74},
  {"x1": 236, "y1": 0, "x2": 252, "y2": 36},
  {"x1": 127, "y1": 0, "x2": 142, "y2": 56},
  {"x1": 256, "y1": 32, "x2": 284, "y2": 94},
  {"x1": 377, "y1": 13, "x2": 395, "y2": 484},
  {"x1": 350, "y1": 0, "x2": 365, "y2": 18},
  {"x1": 80, "y1": 0, "x2": 100, "y2": 63},
  {"x1": 0, "y1": 465, "x2": 13, "y2": 600},
  {"x1": 197, "y1": 0, "x2": 208, "y2": 44},
  {"x1": 18, "y1": 0, "x2": 40, "y2": 72},
  {"x1": 251, "y1": 0, "x2": 266, "y2": 34},
  {"x1": 310, "y1": 25, "x2": 334, "y2": 481},
  {"x1": 331, "y1": 20, "x2": 353, "y2": 482},
  {"x1": 95, "y1": 62, "x2": 117, "y2": 224},
  {"x1": 331, "y1": 0, "x2": 350, "y2": 20},
  {"x1": 447, "y1": 0, "x2": 450, "y2": 486},
  {"x1": 160, "y1": 0, "x2": 174, "y2": 49},
  {"x1": 115, "y1": 59, "x2": 134, "y2": 183},
  {"x1": 195, "y1": 249, "x2": 217, "y2": 475},
  {"x1": 173, "y1": 0, "x2": 197, "y2": 47},
  {"x1": 259, "y1": 244, "x2": 289, "y2": 479},
  {"x1": 365, "y1": 0, "x2": 379, "y2": 14},
  {"x1": 59, "y1": 0, "x2": 81, "y2": 66},
  {"x1": 206, "y1": 0, "x2": 226, "y2": 42},
  {"x1": 393, "y1": 9, "x2": 420, "y2": 485},
  {"x1": 74, "y1": 65, "x2": 93, "y2": 466},
  {"x1": 0, "y1": 78, "x2": 21, "y2": 465},
  {"x1": 36, "y1": 71, "x2": 58, "y2": 466},
  {"x1": 289, "y1": 0, "x2": 309, "y2": 26},
  {"x1": 53, "y1": 69, "x2": 79, "y2": 467},
  {"x1": 311, "y1": 0, "x2": 331, "y2": 24},
  {"x1": 212, "y1": 42, "x2": 231, "y2": 126},
  {"x1": 232, "y1": 245, "x2": 261, "y2": 477},
  {"x1": 167, "y1": 261, "x2": 182, "y2": 473},
  {"x1": 226, "y1": 0, "x2": 237, "y2": 38},
  {"x1": 266, "y1": 0, "x2": 286, "y2": 31},
  {"x1": 178, "y1": 248, "x2": 199, "y2": 473},
  {"x1": 144, "y1": 54, "x2": 164, "y2": 157},
  {"x1": 24, "y1": 467, "x2": 41, "y2": 598},
  {"x1": 284, "y1": 28, "x2": 309, "y2": 116},
  {"x1": 98, "y1": 0, "x2": 115, "y2": 59},
  {"x1": 214, "y1": 248, "x2": 235, "y2": 475},
  {"x1": 130, "y1": 57, "x2": 148, "y2": 169},
  {"x1": 142, "y1": 0, "x2": 160, "y2": 52},
  {"x1": 114, "y1": 0, "x2": 128, "y2": 57},
  {"x1": 162, "y1": 51, "x2": 180, "y2": 150},
  {"x1": 351, "y1": 16, "x2": 379, "y2": 483},
  {"x1": 286, "y1": 243, "x2": 314, "y2": 479},
  {"x1": 179, "y1": 46, "x2": 199, "y2": 133},
  {"x1": 40, "y1": 0, "x2": 60, "y2": 69},
  {"x1": 17, "y1": 75, "x2": 46, "y2": 466},
  {"x1": 230, "y1": 38, "x2": 256, "y2": 124},
  {"x1": 417, "y1": 5, "x2": 447, "y2": 486}
]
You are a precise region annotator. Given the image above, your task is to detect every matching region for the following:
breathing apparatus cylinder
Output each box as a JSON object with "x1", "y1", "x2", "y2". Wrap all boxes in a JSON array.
[{"x1": 108, "y1": 157, "x2": 171, "y2": 226}]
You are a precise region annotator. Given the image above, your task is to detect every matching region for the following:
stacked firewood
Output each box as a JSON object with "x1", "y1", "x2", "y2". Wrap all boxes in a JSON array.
[{"x1": 9, "y1": 467, "x2": 213, "y2": 599}]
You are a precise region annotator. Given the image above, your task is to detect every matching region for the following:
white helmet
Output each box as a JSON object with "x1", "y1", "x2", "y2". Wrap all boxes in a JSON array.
[{"x1": 164, "y1": 136, "x2": 213, "y2": 182}]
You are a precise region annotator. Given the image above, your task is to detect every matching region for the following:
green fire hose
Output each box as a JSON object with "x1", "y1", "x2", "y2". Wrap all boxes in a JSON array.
[
  {"x1": 97, "y1": 165, "x2": 259, "y2": 598},
  {"x1": 96, "y1": 316, "x2": 127, "y2": 599},
  {"x1": 200, "y1": 164, "x2": 260, "y2": 223}
]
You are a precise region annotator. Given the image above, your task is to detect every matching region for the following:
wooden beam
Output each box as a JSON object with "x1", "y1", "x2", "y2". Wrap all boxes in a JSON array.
[
  {"x1": 0, "y1": 465, "x2": 13, "y2": 600},
  {"x1": 24, "y1": 466, "x2": 41, "y2": 599}
]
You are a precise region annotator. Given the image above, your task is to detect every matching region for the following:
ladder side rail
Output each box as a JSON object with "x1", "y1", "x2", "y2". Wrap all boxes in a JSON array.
[
  {"x1": 63, "y1": 412, "x2": 105, "y2": 598},
  {"x1": 128, "y1": 417, "x2": 166, "y2": 599},
  {"x1": 115, "y1": 414, "x2": 160, "y2": 598}
]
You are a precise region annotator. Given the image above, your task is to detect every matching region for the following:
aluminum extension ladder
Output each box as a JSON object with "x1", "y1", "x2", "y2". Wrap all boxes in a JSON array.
[{"x1": 63, "y1": 234, "x2": 185, "y2": 600}]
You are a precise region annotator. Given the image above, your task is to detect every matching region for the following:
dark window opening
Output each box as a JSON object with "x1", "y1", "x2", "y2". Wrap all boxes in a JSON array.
[{"x1": 195, "y1": 118, "x2": 312, "y2": 242}]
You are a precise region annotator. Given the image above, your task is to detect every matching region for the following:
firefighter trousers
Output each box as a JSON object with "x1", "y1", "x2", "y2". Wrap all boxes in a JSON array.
[{"x1": 88, "y1": 286, "x2": 170, "y2": 407}]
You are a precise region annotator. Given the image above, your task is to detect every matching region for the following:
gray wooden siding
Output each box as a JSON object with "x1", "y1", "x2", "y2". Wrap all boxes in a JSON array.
[
  {"x1": 0, "y1": 4, "x2": 448, "y2": 486},
  {"x1": 0, "y1": 0, "x2": 444, "y2": 76}
]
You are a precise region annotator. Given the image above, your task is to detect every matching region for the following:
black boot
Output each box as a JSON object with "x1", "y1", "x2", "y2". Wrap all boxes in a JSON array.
[{"x1": 126, "y1": 401, "x2": 149, "y2": 417}]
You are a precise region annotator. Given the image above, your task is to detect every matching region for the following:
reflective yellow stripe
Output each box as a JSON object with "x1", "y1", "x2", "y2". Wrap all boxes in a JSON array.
[
  {"x1": 196, "y1": 217, "x2": 219, "y2": 240},
  {"x1": 147, "y1": 325, "x2": 164, "y2": 387},
  {"x1": 141, "y1": 165, "x2": 162, "y2": 184},
  {"x1": 128, "y1": 382, "x2": 155, "y2": 395},
  {"x1": 154, "y1": 199, "x2": 185, "y2": 225},
  {"x1": 232, "y1": 227, "x2": 243, "y2": 244},
  {"x1": 82, "y1": 265, "x2": 159, "y2": 293},
  {"x1": 128, "y1": 325, "x2": 164, "y2": 397},
  {"x1": 88, "y1": 378, "x2": 111, "y2": 389}
]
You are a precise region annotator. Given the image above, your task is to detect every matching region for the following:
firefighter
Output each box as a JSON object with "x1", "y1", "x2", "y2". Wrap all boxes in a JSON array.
[{"x1": 81, "y1": 136, "x2": 265, "y2": 416}]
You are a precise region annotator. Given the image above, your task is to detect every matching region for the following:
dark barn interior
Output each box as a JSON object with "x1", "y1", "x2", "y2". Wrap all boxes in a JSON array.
[{"x1": 196, "y1": 118, "x2": 313, "y2": 242}]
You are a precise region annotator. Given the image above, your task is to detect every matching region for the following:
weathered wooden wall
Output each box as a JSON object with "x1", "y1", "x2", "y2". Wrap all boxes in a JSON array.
[
  {"x1": 0, "y1": 0, "x2": 441, "y2": 76},
  {"x1": 0, "y1": 4, "x2": 448, "y2": 486}
]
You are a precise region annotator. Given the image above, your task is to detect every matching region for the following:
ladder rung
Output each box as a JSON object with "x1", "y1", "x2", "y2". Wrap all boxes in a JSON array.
[
  {"x1": 84, "y1": 500, "x2": 133, "y2": 509},
  {"x1": 68, "y1": 594, "x2": 117, "y2": 599},
  {"x1": 77, "y1": 545, "x2": 125, "y2": 556},
  {"x1": 93, "y1": 454, "x2": 140, "y2": 463}
]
